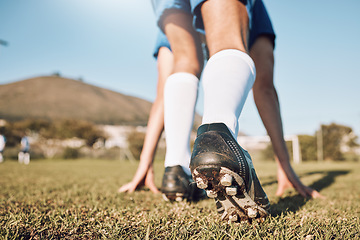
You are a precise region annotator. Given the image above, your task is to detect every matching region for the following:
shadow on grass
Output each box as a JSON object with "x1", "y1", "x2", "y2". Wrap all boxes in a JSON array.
[{"x1": 268, "y1": 170, "x2": 350, "y2": 216}]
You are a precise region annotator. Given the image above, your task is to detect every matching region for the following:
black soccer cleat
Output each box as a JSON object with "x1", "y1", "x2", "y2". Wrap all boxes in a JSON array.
[
  {"x1": 190, "y1": 123, "x2": 270, "y2": 222},
  {"x1": 161, "y1": 165, "x2": 206, "y2": 202}
]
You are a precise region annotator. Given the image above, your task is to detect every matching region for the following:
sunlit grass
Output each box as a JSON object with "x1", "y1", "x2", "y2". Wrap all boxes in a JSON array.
[{"x1": 0, "y1": 159, "x2": 359, "y2": 239}]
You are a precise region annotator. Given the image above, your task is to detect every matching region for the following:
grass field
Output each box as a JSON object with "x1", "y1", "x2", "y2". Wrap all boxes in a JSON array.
[{"x1": 0, "y1": 159, "x2": 359, "y2": 239}]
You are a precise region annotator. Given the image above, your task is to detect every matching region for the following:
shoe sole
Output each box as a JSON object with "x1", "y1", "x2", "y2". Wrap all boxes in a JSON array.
[
  {"x1": 162, "y1": 192, "x2": 187, "y2": 202},
  {"x1": 162, "y1": 182, "x2": 206, "y2": 202},
  {"x1": 192, "y1": 165, "x2": 269, "y2": 223}
]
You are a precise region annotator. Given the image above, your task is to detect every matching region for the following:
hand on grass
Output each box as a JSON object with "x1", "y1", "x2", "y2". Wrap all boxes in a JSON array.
[
  {"x1": 118, "y1": 167, "x2": 160, "y2": 194},
  {"x1": 276, "y1": 162, "x2": 325, "y2": 199}
]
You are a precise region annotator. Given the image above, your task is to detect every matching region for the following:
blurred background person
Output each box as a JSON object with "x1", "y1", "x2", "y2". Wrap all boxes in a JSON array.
[
  {"x1": 18, "y1": 134, "x2": 30, "y2": 165},
  {"x1": 0, "y1": 133, "x2": 6, "y2": 163}
]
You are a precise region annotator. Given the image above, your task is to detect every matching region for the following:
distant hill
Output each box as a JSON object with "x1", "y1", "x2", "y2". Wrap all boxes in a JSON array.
[{"x1": 0, "y1": 76, "x2": 153, "y2": 125}]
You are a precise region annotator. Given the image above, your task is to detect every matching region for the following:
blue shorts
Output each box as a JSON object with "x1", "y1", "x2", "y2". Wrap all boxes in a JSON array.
[
  {"x1": 153, "y1": 0, "x2": 248, "y2": 32},
  {"x1": 152, "y1": 0, "x2": 192, "y2": 29},
  {"x1": 248, "y1": 0, "x2": 275, "y2": 49},
  {"x1": 153, "y1": 0, "x2": 275, "y2": 58}
]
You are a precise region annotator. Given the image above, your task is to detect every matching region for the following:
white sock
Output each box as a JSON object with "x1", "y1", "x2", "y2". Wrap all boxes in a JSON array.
[
  {"x1": 164, "y1": 72, "x2": 199, "y2": 175},
  {"x1": 201, "y1": 49, "x2": 256, "y2": 138}
]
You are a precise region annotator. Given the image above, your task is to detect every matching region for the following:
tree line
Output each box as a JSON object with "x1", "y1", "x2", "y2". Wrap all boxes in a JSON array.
[{"x1": 263, "y1": 123, "x2": 359, "y2": 161}]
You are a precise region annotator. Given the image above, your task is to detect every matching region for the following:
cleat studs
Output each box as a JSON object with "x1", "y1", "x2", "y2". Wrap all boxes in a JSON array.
[
  {"x1": 220, "y1": 174, "x2": 233, "y2": 186},
  {"x1": 175, "y1": 196, "x2": 183, "y2": 202},
  {"x1": 247, "y1": 208, "x2": 258, "y2": 218},
  {"x1": 225, "y1": 186, "x2": 237, "y2": 196},
  {"x1": 162, "y1": 194, "x2": 170, "y2": 202},
  {"x1": 175, "y1": 193, "x2": 185, "y2": 201},
  {"x1": 195, "y1": 177, "x2": 208, "y2": 189},
  {"x1": 229, "y1": 214, "x2": 238, "y2": 222},
  {"x1": 221, "y1": 212, "x2": 228, "y2": 221},
  {"x1": 206, "y1": 190, "x2": 217, "y2": 198}
]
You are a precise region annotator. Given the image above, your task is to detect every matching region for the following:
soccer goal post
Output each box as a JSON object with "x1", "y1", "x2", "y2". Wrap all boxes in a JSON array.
[{"x1": 237, "y1": 135, "x2": 302, "y2": 164}]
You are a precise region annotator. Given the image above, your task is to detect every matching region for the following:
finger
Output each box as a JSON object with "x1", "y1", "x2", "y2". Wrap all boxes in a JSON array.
[
  {"x1": 145, "y1": 179, "x2": 160, "y2": 193},
  {"x1": 309, "y1": 189, "x2": 326, "y2": 199},
  {"x1": 118, "y1": 183, "x2": 135, "y2": 193},
  {"x1": 126, "y1": 185, "x2": 137, "y2": 193},
  {"x1": 304, "y1": 186, "x2": 325, "y2": 199},
  {"x1": 118, "y1": 185, "x2": 129, "y2": 193},
  {"x1": 148, "y1": 184, "x2": 160, "y2": 194},
  {"x1": 275, "y1": 188, "x2": 285, "y2": 197}
]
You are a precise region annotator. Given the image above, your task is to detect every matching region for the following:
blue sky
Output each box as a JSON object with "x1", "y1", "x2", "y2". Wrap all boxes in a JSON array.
[{"x1": 1, "y1": 0, "x2": 360, "y2": 137}]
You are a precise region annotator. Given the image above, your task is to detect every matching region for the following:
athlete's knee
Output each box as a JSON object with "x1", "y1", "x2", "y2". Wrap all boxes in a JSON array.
[{"x1": 201, "y1": 0, "x2": 249, "y2": 55}]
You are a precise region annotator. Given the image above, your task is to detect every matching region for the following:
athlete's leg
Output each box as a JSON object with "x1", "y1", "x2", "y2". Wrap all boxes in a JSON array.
[
  {"x1": 190, "y1": 0, "x2": 269, "y2": 222},
  {"x1": 18, "y1": 151, "x2": 24, "y2": 164},
  {"x1": 161, "y1": 10, "x2": 203, "y2": 172},
  {"x1": 162, "y1": 10, "x2": 203, "y2": 76},
  {"x1": 200, "y1": 0, "x2": 253, "y2": 136},
  {"x1": 156, "y1": 9, "x2": 206, "y2": 200},
  {"x1": 163, "y1": 71, "x2": 199, "y2": 175},
  {"x1": 24, "y1": 152, "x2": 30, "y2": 165}
]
